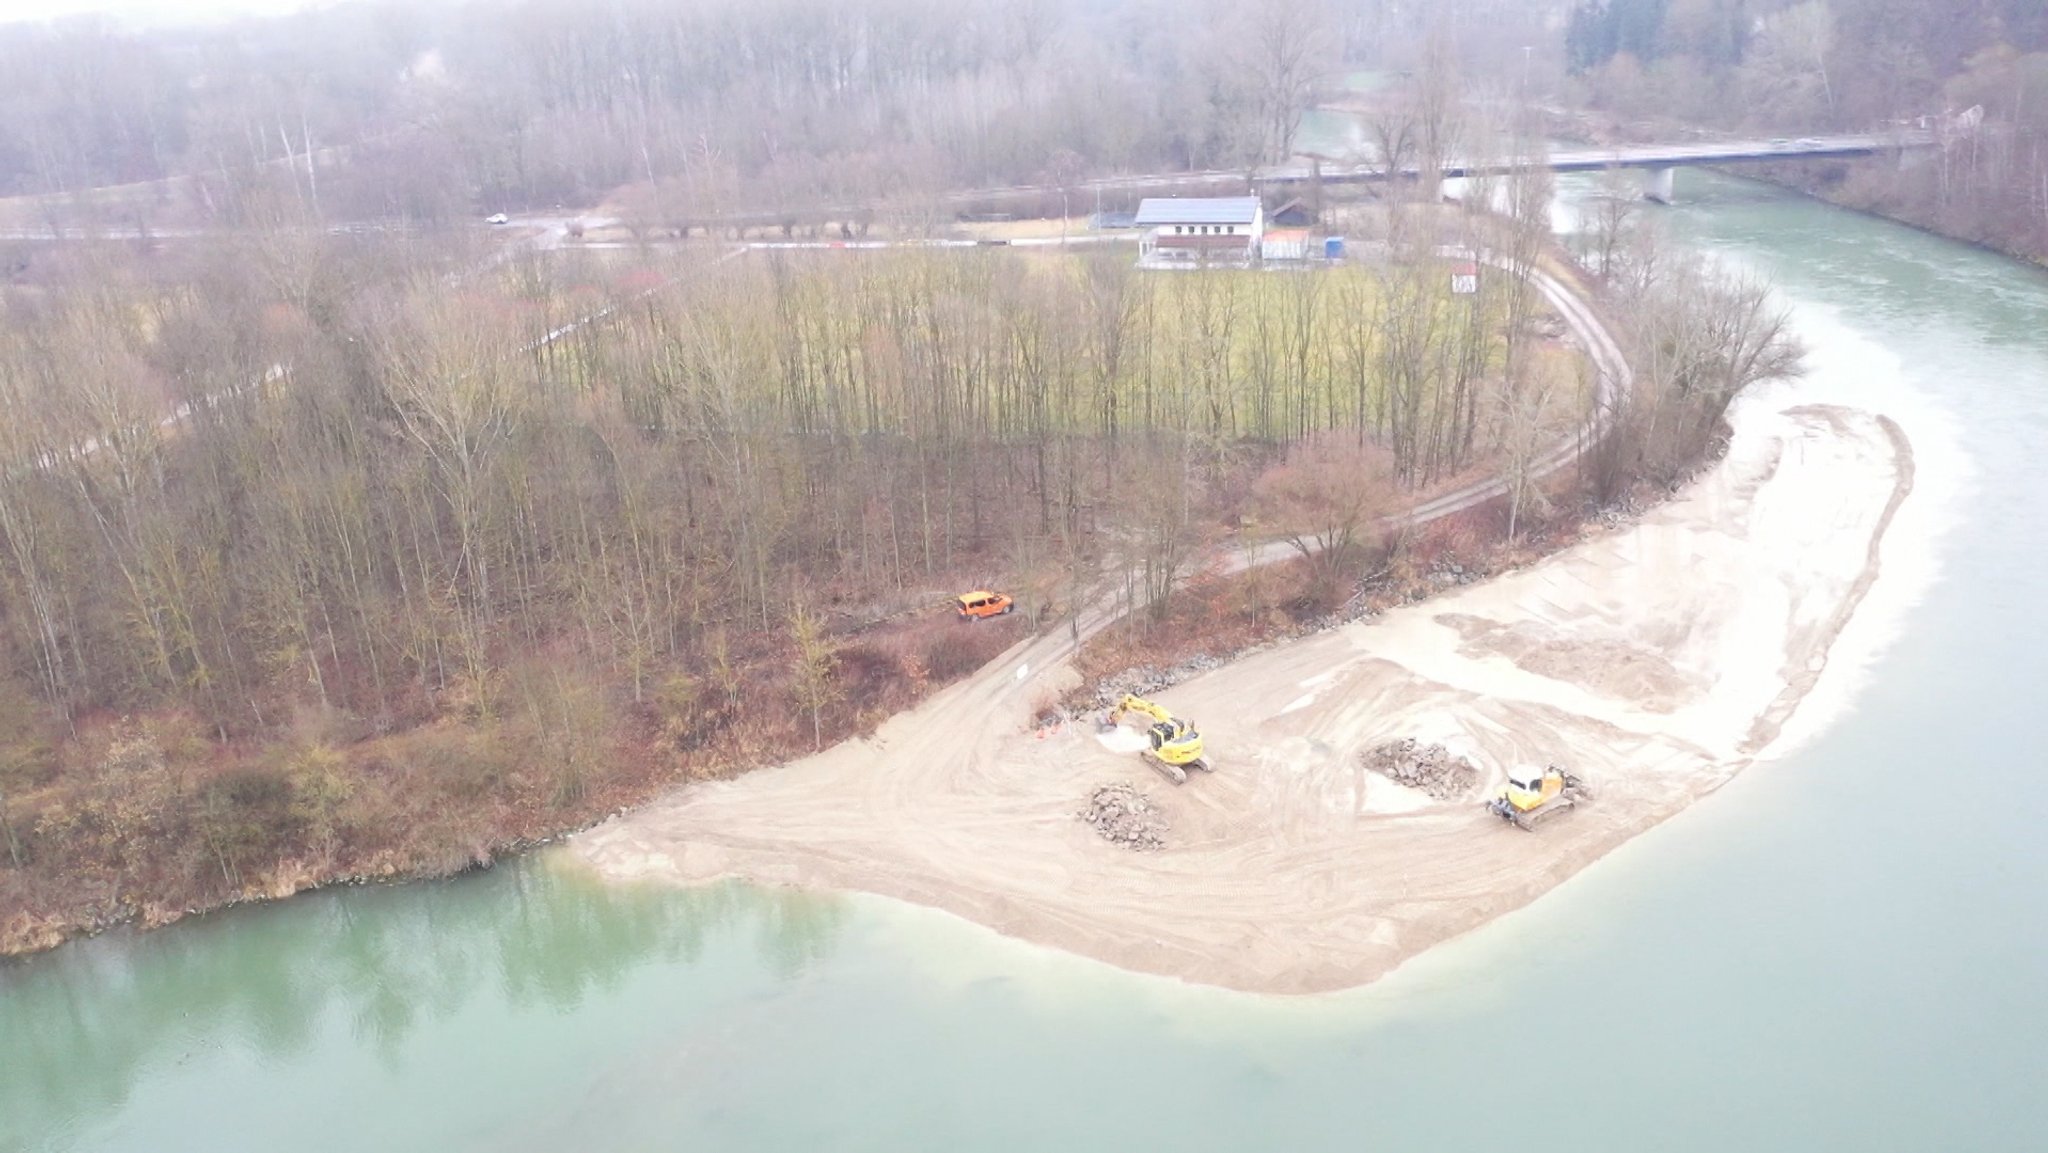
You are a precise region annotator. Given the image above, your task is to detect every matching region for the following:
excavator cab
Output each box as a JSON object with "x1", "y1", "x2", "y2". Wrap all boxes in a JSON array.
[
  {"x1": 1103, "y1": 694, "x2": 1211, "y2": 785},
  {"x1": 1502, "y1": 765, "x2": 1560, "y2": 812}
]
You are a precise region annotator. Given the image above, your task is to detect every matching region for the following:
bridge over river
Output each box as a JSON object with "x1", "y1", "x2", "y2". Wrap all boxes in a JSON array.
[
  {"x1": 670, "y1": 130, "x2": 1940, "y2": 228},
  {"x1": 1031, "y1": 130, "x2": 1938, "y2": 208}
]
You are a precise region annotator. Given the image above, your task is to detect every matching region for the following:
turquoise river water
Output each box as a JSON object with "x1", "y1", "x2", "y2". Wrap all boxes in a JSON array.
[{"x1": 4, "y1": 171, "x2": 2046, "y2": 1151}]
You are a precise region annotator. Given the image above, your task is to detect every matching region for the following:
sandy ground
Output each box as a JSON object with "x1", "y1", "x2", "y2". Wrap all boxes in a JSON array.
[{"x1": 571, "y1": 400, "x2": 1913, "y2": 994}]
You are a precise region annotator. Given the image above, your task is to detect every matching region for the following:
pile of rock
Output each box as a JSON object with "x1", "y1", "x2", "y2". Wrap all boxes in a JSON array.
[
  {"x1": 1360, "y1": 738, "x2": 1481, "y2": 801},
  {"x1": 1078, "y1": 783, "x2": 1168, "y2": 851},
  {"x1": 1428, "y1": 558, "x2": 1484, "y2": 587},
  {"x1": 1591, "y1": 495, "x2": 1647, "y2": 529},
  {"x1": 1087, "y1": 656, "x2": 1223, "y2": 711}
]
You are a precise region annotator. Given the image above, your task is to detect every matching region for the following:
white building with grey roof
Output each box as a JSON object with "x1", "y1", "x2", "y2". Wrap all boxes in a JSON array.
[{"x1": 1134, "y1": 196, "x2": 1263, "y2": 268}]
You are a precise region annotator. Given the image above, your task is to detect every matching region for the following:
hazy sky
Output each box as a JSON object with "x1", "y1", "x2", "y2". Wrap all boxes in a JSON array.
[{"x1": 0, "y1": 0, "x2": 329, "y2": 28}]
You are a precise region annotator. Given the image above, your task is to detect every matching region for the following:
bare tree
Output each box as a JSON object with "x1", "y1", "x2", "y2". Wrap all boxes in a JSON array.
[
  {"x1": 1593, "y1": 250, "x2": 1806, "y2": 497},
  {"x1": 788, "y1": 607, "x2": 838, "y2": 752},
  {"x1": 1236, "y1": 0, "x2": 1339, "y2": 163},
  {"x1": 1585, "y1": 167, "x2": 1640, "y2": 280},
  {"x1": 1495, "y1": 353, "x2": 1569, "y2": 541},
  {"x1": 1252, "y1": 435, "x2": 1397, "y2": 597},
  {"x1": 369, "y1": 283, "x2": 529, "y2": 689}
]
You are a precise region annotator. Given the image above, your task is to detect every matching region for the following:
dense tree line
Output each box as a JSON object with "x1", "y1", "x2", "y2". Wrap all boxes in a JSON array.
[
  {"x1": 0, "y1": 0, "x2": 1358, "y2": 225},
  {"x1": 0, "y1": 241, "x2": 1528, "y2": 736},
  {"x1": 0, "y1": 0, "x2": 1588, "y2": 231}
]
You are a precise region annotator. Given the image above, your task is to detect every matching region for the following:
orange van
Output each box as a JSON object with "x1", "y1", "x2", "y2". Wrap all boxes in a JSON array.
[{"x1": 954, "y1": 590, "x2": 1014, "y2": 620}]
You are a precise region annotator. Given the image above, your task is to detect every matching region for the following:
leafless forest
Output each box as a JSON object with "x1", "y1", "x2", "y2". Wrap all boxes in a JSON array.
[{"x1": 0, "y1": 0, "x2": 1540, "y2": 226}]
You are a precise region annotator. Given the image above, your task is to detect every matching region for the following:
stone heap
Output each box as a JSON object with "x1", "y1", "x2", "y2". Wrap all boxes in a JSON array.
[
  {"x1": 1078, "y1": 783, "x2": 1168, "y2": 851},
  {"x1": 1360, "y1": 738, "x2": 1481, "y2": 801}
]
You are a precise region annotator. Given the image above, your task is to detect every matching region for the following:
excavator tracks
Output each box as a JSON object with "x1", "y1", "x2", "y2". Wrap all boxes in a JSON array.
[{"x1": 1141, "y1": 752, "x2": 1212, "y2": 786}]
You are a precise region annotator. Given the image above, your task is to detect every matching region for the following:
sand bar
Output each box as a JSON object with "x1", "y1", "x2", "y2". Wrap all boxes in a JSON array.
[{"x1": 571, "y1": 400, "x2": 1913, "y2": 994}]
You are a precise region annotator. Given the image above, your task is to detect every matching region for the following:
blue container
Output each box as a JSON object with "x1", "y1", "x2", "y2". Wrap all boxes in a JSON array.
[{"x1": 1324, "y1": 236, "x2": 1345, "y2": 260}]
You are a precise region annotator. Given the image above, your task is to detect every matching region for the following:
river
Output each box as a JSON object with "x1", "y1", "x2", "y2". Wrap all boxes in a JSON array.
[{"x1": 5, "y1": 171, "x2": 2045, "y2": 1151}]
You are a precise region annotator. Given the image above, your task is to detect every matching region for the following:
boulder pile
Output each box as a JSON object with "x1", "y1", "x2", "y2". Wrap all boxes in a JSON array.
[
  {"x1": 1361, "y1": 738, "x2": 1481, "y2": 801},
  {"x1": 1078, "y1": 783, "x2": 1168, "y2": 851},
  {"x1": 1086, "y1": 655, "x2": 1224, "y2": 711}
]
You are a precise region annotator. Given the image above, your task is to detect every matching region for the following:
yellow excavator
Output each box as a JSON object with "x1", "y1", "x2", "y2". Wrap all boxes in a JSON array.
[
  {"x1": 1102, "y1": 694, "x2": 1212, "y2": 785},
  {"x1": 1487, "y1": 763, "x2": 1589, "y2": 830}
]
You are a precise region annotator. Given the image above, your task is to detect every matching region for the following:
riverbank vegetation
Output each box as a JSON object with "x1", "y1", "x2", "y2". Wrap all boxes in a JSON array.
[{"x1": 0, "y1": 212, "x2": 1590, "y2": 952}]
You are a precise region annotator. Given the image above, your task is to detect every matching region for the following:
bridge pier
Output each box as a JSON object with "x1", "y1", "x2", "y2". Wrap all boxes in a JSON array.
[{"x1": 1643, "y1": 166, "x2": 1677, "y2": 204}]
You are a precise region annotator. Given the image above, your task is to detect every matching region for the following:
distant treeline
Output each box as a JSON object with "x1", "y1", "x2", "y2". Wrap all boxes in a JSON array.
[{"x1": 0, "y1": 0, "x2": 1567, "y2": 223}]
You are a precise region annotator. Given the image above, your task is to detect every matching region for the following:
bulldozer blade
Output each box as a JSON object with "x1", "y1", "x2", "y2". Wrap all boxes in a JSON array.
[
  {"x1": 1489, "y1": 790, "x2": 1579, "y2": 830},
  {"x1": 1517, "y1": 796, "x2": 1577, "y2": 829}
]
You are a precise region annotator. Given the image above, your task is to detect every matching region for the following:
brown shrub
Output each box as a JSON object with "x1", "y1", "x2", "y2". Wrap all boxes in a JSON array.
[
  {"x1": 921, "y1": 616, "x2": 1021, "y2": 681},
  {"x1": 195, "y1": 764, "x2": 300, "y2": 886},
  {"x1": 1, "y1": 595, "x2": 1041, "y2": 955},
  {"x1": 0, "y1": 675, "x2": 58, "y2": 793}
]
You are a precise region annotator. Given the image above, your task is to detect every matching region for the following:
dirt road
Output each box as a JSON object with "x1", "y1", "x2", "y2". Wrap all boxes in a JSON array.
[{"x1": 571, "y1": 397, "x2": 1912, "y2": 994}]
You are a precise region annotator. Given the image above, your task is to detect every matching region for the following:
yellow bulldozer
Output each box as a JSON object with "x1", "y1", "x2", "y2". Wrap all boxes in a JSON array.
[
  {"x1": 1101, "y1": 694, "x2": 1212, "y2": 785},
  {"x1": 1487, "y1": 763, "x2": 1589, "y2": 830}
]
